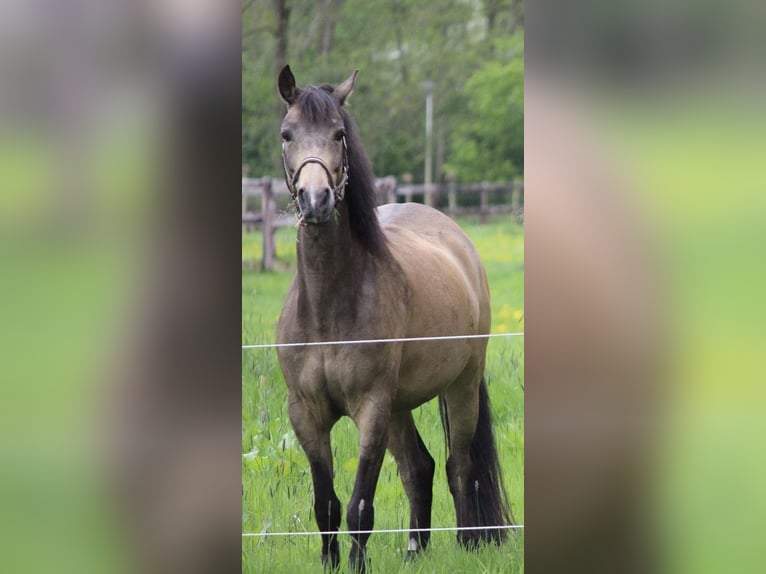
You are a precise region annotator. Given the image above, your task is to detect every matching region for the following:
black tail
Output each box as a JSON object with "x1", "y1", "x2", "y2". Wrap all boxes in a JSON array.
[
  {"x1": 439, "y1": 377, "x2": 514, "y2": 543},
  {"x1": 471, "y1": 377, "x2": 514, "y2": 537}
]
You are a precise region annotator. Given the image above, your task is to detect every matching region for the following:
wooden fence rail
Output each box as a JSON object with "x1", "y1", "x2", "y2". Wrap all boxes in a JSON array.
[{"x1": 243, "y1": 177, "x2": 523, "y2": 270}]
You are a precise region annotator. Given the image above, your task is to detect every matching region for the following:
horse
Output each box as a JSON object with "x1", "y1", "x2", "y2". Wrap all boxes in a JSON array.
[{"x1": 275, "y1": 65, "x2": 512, "y2": 572}]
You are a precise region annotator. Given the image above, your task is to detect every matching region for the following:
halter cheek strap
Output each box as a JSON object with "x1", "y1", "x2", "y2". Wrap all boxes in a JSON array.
[{"x1": 282, "y1": 136, "x2": 348, "y2": 203}]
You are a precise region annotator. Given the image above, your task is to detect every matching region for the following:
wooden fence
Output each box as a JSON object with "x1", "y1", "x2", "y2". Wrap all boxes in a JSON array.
[{"x1": 243, "y1": 177, "x2": 523, "y2": 270}]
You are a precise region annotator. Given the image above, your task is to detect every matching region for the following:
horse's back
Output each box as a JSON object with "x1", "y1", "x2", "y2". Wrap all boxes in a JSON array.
[
  {"x1": 378, "y1": 202, "x2": 472, "y2": 251},
  {"x1": 377, "y1": 203, "x2": 488, "y2": 304}
]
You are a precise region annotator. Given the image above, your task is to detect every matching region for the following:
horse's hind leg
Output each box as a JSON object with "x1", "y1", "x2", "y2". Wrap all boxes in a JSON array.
[
  {"x1": 388, "y1": 411, "x2": 436, "y2": 559},
  {"x1": 287, "y1": 393, "x2": 342, "y2": 569},
  {"x1": 442, "y1": 377, "x2": 482, "y2": 547},
  {"x1": 442, "y1": 369, "x2": 511, "y2": 547}
]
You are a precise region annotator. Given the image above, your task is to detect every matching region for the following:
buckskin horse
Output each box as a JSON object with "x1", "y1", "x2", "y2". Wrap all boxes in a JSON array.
[{"x1": 275, "y1": 65, "x2": 512, "y2": 571}]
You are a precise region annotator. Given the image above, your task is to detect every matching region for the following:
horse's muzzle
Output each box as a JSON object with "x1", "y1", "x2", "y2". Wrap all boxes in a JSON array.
[{"x1": 297, "y1": 185, "x2": 334, "y2": 224}]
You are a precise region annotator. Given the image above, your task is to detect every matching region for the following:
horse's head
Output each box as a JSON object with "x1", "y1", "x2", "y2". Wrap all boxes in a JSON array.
[{"x1": 278, "y1": 65, "x2": 358, "y2": 225}]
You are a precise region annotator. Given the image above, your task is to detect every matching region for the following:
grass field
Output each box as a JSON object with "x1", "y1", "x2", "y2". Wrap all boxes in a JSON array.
[{"x1": 242, "y1": 215, "x2": 524, "y2": 573}]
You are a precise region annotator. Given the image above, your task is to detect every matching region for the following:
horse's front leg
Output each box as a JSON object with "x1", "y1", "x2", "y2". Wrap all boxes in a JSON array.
[
  {"x1": 347, "y1": 392, "x2": 392, "y2": 573},
  {"x1": 288, "y1": 393, "x2": 341, "y2": 569}
]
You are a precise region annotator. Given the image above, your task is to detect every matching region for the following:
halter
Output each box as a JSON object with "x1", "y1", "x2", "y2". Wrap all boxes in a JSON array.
[{"x1": 282, "y1": 136, "x2": 349, "y2": 204}]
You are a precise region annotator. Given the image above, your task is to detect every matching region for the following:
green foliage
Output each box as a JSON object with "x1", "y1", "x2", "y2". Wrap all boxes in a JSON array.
[
  {"x1": 242, "y1": 0, "x2": 523, "y2": 182},
  {"x1": 242, "y1": 217, "x2": 524, "y2": 572},
  {"x1": 445, "y1": 35, "x2": 524, "y2": 183}
]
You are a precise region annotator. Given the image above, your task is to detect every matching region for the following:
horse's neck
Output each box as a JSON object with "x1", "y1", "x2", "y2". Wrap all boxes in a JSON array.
[{"x1": 296, "y1": 215, "x2": 375, "y2": 328}]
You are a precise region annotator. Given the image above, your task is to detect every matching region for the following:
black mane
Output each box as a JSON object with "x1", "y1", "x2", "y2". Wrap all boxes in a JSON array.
[{"x1": 294, "y1": 86, "x2": 389, "y2": 257}]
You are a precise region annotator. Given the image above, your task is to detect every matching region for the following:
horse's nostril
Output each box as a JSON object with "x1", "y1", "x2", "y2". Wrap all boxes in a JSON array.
[{"x1": 297, "y1": 186, "x2": 306, "y2": 196}]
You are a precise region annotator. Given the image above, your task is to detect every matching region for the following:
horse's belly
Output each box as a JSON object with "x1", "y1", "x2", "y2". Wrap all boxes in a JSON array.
[{"x1": 393, "y1": 342, "x2": 474, "y2": 410}]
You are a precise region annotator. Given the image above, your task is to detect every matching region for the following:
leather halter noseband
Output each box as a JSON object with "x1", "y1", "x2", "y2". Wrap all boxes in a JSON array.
[{"x1": 282, "y1": 136, "x2": 349, "y2": 204}]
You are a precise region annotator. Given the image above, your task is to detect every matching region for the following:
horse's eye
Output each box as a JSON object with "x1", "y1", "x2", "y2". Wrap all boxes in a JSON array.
[
  {"x1": 281, "y1": 130, "x2": 292, "y2": 142},
  {"x1": 333, "y1": 129, "x2": 345, "y2": 142}
]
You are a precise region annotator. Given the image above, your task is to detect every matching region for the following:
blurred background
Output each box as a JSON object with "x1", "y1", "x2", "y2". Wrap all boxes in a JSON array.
[
  {"x1": 0, "y1": 1, "x2": 242, "y2": 573},
  {"x1": 0, "y1": 0, "x2": 765, "y2": 573},
  {"x1": 526, "y1": 1, "x2": 766, "y2": 573}
]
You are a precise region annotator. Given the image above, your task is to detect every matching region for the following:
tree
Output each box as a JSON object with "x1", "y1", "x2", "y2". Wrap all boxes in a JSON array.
[
  {"x1": 444, "y1": 34, "x2": 524, "y2": 183},
  {"x1": 242, "y1": 0, "x2": 523, "y2": 182}
]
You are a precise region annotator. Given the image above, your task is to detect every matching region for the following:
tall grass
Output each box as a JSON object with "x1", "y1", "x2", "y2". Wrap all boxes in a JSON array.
[{"x1": 242, "y1": 216, "x2": 524, "y2": 573}]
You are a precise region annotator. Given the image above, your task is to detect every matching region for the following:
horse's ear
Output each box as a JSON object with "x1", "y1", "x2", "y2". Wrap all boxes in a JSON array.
[
  {"x1": 334, "y1": 69, "x2": 359, "y2": 105},
  {"x1": 278, "y1": 65, "x2": 298, "y2": 105}
]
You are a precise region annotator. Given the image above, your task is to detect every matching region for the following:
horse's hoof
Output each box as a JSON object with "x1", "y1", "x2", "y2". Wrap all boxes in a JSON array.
[
  {"x1": 349, "y1": 553, "x2": 369, "y2": 573},
  {"x1": 321, "y1": 553, "x2": 339, "y2": 571},
  {"x1": 457, "y1": 532, "x2": 481, "y2": 550},
  {"x1": 404, "y1": 549, "x2": 422, "y2": 562}
]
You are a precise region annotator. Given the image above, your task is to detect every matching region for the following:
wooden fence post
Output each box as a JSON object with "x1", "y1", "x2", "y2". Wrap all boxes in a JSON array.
[
  {"x1": 242, "y1": 191, "x2": 248, "y2": 232},
  {"x1": 480, "y1": 182, "x2": 489, "y2": 223},
  {"x1": 402, "y1": 173, "x2": 413, "y2": 203},
  {"x1": 448, "y1": 176, "x2": 457, "y2": 216},
  {"x1": 512, "y1": 183, "x2": 522, "y2": 214},
  {"x1": 388, "y1": 177, "x2": 397, "y2": 204},
  {"x1": 375, "y1": 176, "x2": 397, "y2": 205},
  {"x1": 242, "y1": 165, "x2": 251, "y2": 232},
  {"x1": 261, "y1": 178, "x2": 275, "y2": 272},
  {"x1": 425, "y1": 183, "x2": 434, "y2": 207}
]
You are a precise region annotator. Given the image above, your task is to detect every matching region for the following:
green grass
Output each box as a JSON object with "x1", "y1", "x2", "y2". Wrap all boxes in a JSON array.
[
  {"x1": 242, "y1": 215, "x2": 524, "y2": 573},
  {"x1": 0, "y1": 240, "x2": 137, "y2": 574}
]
